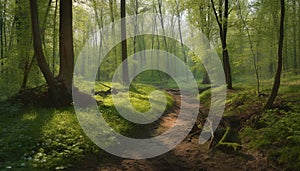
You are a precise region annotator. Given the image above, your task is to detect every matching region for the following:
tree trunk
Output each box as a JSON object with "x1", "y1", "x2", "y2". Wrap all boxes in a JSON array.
[
  {"x1": 176, "y1": 0, "x2": 188, "y2": 80},
  {"x1": 52, "y1": 0, "x2": 58, "y2": 75},
  {"x1": 121, "y1": 0, "x2": 129, "y2": 85},
  {"x1": 20, "y1": 54, "x2": 35, "y2": 90},
  {"x1": 58, "y1": 0, "x2": 74, "y2": 93},
  {"x1": 292, "y1": 0, "x2": 297, "y2": 74},
  {"x1": 109, "y1": 0, "x2": 118, "y2": 70},
  {"x1": 264, "y1": 0, "x2": 285, "y2": 110},
  {"x1": 0, "y1": 3, "x2": 3, "y2": 73},
  {"x1": 1, "y1": 0, "x2": 7, "y2": 75},
  {"x1": 237, "y1": 0, "x2": 260, "y2": 94},
  {"x1": 157, "y1": 0, "x2": 170, "y2": 80},
  {"x1": 29, "y1": 0, "x2": 57, "y2": 99},
  {"x1": 211, "y1": 0, "x2": 233, "y2": 89},
  {"x1": 133, "y1": 0, "x2": 139, "y2": 76}
]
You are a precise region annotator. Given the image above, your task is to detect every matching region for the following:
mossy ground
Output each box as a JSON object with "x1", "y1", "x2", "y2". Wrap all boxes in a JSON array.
[{"x1": 0, "y1": 82, "x2": 174, "y2": 170}]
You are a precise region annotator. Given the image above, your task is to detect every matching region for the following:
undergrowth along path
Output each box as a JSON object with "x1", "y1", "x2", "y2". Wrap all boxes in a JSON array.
[{"x1": 73, "y1": 90, "x2": 276, "y2": 171}]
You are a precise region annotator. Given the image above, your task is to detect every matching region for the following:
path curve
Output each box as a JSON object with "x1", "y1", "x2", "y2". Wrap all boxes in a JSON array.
[{"x1": 73, "y1": 91, "x2": 275, "y2": 171}]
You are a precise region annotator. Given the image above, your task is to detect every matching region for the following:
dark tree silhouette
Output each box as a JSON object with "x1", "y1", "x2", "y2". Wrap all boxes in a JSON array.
[{"x1": 264, "y1": 0, "x2": 285, "y2": 109}]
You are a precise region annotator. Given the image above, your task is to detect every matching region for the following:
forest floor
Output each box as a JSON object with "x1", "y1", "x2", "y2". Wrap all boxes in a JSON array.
[{"x1": 73, "y1": 90, "x2": 277, "y2": 171}]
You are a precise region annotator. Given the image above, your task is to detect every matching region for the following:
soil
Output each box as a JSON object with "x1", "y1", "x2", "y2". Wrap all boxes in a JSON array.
[{"x1": 72, "y1": 91, "x2": 278, "y2": 171}]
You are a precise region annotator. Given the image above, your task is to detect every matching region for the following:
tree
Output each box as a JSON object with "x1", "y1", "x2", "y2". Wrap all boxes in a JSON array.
[
  {"x1": 58, "y1": 0, "x2": 74, "y2": 94},
  {"x1": 237, "y1": 0, "x2": 260, "y2": 94},
  {"x1": 121, "y1": 0, "x2": 129, "y2": 85},
  {"x1": 264, "y1": 0, "x2": 285, "y2": 109},
  {"x1": 211, "y1": 0, "x2": 233, "y2": 89},
  {"x1": 175, "y1": 0, "x2": 188, "y2": 80},
  {"x1": 30, "y1": 0, "x2": 74, "y2": 106},
  {"x1": 30, "y1": 0, "x2": 57, "y2": 99}
]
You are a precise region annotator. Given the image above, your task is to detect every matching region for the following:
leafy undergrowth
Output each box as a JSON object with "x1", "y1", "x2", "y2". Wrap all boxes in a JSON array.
[
  {"x1": 0, "y1": 83, "x2": 174, "y2": 170},
  {"x1": 0, "y1": 108, "x2": 97, "y2": 170},
  {"x1": 241, "y1": 85, "x2": 300, "y2": 170},
  {"x1": 199, "y1": 82, "x2": 300, "y2": 170}
]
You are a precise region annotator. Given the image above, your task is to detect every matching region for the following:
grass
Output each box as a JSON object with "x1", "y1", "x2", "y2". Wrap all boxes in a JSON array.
[
  {"x1": 0, "y1": 82, "x2": 174, "y2": 170},
  {"x1": 0, "y1": 108, "x2": 97, "y2": 170}
]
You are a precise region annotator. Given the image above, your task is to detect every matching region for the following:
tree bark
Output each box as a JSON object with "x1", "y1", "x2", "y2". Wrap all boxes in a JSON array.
[
  {"x1": 121, "y1": 0, "x2": 129, "y2": 85},
  {"x1": 237, "y1": 0, "x2": 260, "y2": 94},
  {"x1": 292, "y1": 0, "x2": 297, "y2": 74},
  {"x1": 58, "y1": 0, "x2": 74, "y2": 93},
  {"x1": 176, "y1": 0, "x2": 188, "y2": 80},
  {"x1": 29, "y1": 0, "x2": 57, "y2": 97},
  {"x1": 109, "y1": 0, "x2": 118, "y2": 70},
  {"x1": 52, "y1": 0, "x2": 58, "y2": 75},
  {"x1": 0, "y1": 2, "x2": 3, "y2": 73},
  {"x1": 211, "y1": 0, "x2": 232, "y2": 89},
  {"x1": 264, "y1": 0, "x2": 285, "y2": 109},
  {"x1": 133, "y1": 0, "x2": 139, "y2": 76}
]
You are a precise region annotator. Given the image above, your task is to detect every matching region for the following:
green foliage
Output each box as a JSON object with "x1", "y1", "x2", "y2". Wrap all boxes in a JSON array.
[
  {"x1": 241, "y1": 105, "x2": 300, "y2": 169},
  {"x1": 0, "y1": 108, "x2": 98, "y2": 170},
  {"x1": 0, "y1": 82, "x2": 174, "y2": 170}
]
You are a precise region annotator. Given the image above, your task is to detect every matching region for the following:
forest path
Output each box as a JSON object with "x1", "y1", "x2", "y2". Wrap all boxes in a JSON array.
[{"x1": 74, "y1": 91, "x2": 274, "y2": 171}]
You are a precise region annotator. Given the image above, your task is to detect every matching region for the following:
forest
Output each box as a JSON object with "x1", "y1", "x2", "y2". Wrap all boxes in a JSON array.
[{"x1": 0, "y1": 0, "x2": 300, "y2": 170}]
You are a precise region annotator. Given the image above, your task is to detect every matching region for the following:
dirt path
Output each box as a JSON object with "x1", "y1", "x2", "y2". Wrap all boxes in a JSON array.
[{"x1": 74, "y1": 91, "x2": 276, "y2": 171}]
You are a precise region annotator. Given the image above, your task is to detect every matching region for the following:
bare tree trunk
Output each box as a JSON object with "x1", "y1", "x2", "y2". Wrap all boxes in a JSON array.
[
  {"x1": 1, "y1": 0, "x2": 8, "y2": 75},
  {"x1": 58, "y1": 0, "x2": 74, "y2": 93},
  {"x1": 109, "y1": 0, "x2": 118, "y2": 70},
  {"x1": 41, "y1": 0, "x2": 52, "y2": 50},
  {"x1": 151, "y1": 3, "x2": 156, "y2": 78},
  {"x1": 21, "y1": 0, "x2": 52, "y2": 90},
  {"x1": 292, "y1": 0, "x2": 297, "y2": 74},
  {"x1": 199, "y1": 1, "x2": 211, "y2": 84},
  {"x1": 298, "y1": 0, "x2": 300, "y2": 74},
  {"x1": 29, "y1": 0, "x2": 57, "y2": 97},
  {"x1": 211, "y1": 0, "x2": 233, "y2": 89},
  {"x1": 237, "y1": 0, "x2": 260, "y2": 94},
  {"x1": 121, "y1": 0, "x2": 129, "y2": 85},
  {"x1": 91, "y1": 0, "x2": 104, "y2": 81},
  {"x1": 176, "y1": 0, "x2": 188, "y2": 80},
  {"x1": 157, "y1": 0, "x2": 169, "y2": 80},
  {"x1": 20, "y1": 54, "x2": 35, "y2": 90},
  {"x1": 284, "y1": 28, "x2": 288, "y2": 71},
  {"x1": 264, "y1": 0, "x2": 285, "y2": 109},
  {"x1": 133, "y1": 0, "x2": 139, "y2": 76},
  {"x1": 0, "y1": 2, "x2": 3, "y2": 74},
  {"x1": 52, "y1": 0, "x2": 58, "y2": 75}
]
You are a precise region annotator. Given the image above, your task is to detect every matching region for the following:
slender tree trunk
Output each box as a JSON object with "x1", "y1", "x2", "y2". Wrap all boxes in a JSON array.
[
  {"x1": 264, "y1": 0, "x2": 285, "y2": 110},
  {"x1": 133, "y1": 0, "x2": 139, "y2": 76},
  {"x1": 176, "y1": 0, "x2": 188, "y2": 80},
  {"x1": 58, "y1": 0, "x2": 74, "y2": 93},
  {"x1": 292, "y1": 0, "x2": 297, "y2": 74},
  {"x1": 29, "y1": 0, "x2": 57, "y2": 97},
  {"x1": 298, "y1": 0, "x2": 300, "y2": 74},
  {"x1": 1, "y1": 0, "x2": 7, "y2": 75},
  {"x1": 211, "y1": 0, "x2": 232, "y2": 89},
  {"x1": 157, "y1": 0, "x2": 169, "y2": 80},
  {"x1": 199, "y1": 1, "x2": 211, "y2": 84},
  {"x1": 237, "y1": 0, "x2": 260, "y2": 94},
  {"x1": 21, "y1": 0, "x2": 53, "y2": 90},
  {"x1": 0, "y1": 2, "x2": 3, "y2": 73},
  {"x1": 91, "y1": 0, "x2": 104, "y2": 81},
  {"x1": 269, "y1": 43, "x2": 274, "y2": 76},
  {"x1": 284, "y1": 28, "x2": 288, "y2": 71},
  {"x1": 52, "y1": 0, "x2": 58, "y2": 75},
  {"x1": 121, "y1": 0, "x2": 129, "y2": 85},
  {"x1": 41, "y1": 0, "x2": 52, "y2": 50},
  {"x1": 222, "y1": 0, "x2": 232, "y2": 89},
  {"x1": 20, "y1": 54, "x2": 35, "y2": 90},
  {"x1": 151, "y1": 4, "x2": 156, "y2": 78},
  {"x1": 109, "y1": 0, "x2": 118, "y2": 70}
]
